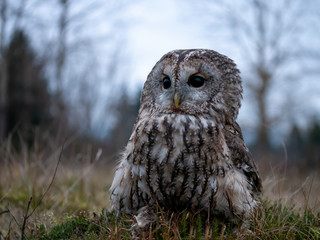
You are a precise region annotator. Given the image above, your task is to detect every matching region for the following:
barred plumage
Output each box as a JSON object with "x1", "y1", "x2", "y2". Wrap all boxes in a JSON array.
[{"x1": 110, "y1": 49, "x2": 262, "y2": 224}]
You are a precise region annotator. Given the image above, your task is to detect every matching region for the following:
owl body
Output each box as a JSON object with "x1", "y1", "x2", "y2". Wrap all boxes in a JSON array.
[{"x1": 110, "y1": 49, "x2": 262, "y2": 222}]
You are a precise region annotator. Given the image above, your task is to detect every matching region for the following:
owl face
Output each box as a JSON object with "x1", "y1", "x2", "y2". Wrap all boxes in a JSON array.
[{"x1": 140, "y1": 49, "x2": 242, "y2": 121}]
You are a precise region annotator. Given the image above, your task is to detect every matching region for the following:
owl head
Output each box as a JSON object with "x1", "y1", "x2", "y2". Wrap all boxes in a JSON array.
[{"x1": 140, "y1": 49, "x2": 243, "y2": 123}]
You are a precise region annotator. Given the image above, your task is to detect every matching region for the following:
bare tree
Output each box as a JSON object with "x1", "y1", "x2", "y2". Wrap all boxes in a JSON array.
[
  {"x1": 56, "y1": 0, "x2": 68, "y2": 100},
  {"x1": 198, "y1": 0, "x2": 320, "y2": 153},
  {"x1": 1, "y1": 0, "x2": 137, "y2": 142},
  {"x1": 50, "y1": 0, "x2": 134, "y2": 139}
]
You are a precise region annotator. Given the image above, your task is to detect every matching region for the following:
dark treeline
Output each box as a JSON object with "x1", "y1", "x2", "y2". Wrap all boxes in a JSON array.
[
  {"x1": 5, "y1": 30, "x2": 51, "y2": 144},
  {"x1": 286, "y1": 122, "x2": 320, "y2": 169},
  {"x1": 250, "y1": 120, "x2": 320, "y2": 170}
]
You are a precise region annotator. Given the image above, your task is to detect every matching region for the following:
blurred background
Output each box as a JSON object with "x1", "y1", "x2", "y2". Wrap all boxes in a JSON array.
[
  {"x1": 1, "y1": 0, "x2": 319, "y2": 167},
  {"x1": 0, "y1": 0, "x2": 320, "y2": 231}
]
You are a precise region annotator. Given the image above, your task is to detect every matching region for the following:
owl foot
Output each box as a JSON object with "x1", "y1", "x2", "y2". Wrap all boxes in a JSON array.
[
  {"x1": 229, "y1": 220, "x2": 253, "y2": 239},
  {"x1": 130, "y1": 206, "x2": 157, "y2": 239}
]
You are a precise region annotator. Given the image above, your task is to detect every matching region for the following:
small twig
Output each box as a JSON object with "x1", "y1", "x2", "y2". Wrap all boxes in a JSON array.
[
  {"x1": 7, "y1": 220, "x2": 13, "y2": 239},
  {"x1": 7, "y1": 208, "x2": 20, "y2": 230},
  {"x1": 0, "y1": 209, "x2": 9, "y2": 215},
  {"x1": 21, "y1": 197, "x2": 33, "y2": 240}
]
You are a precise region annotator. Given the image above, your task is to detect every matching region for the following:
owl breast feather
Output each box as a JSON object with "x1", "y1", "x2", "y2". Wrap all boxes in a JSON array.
[{"x1": 111, "y1": 113, "x2": 241, "y2": 212}]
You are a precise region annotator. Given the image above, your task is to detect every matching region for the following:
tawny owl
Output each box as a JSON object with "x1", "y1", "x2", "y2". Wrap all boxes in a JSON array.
[{"x1": 110, "y1": 49, "x2": 262, "y2": 224}]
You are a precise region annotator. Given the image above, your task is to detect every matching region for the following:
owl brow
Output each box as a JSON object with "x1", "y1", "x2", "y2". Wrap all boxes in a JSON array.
[
  {"x1": 198, "y1": 62, "x2": 204, "y2": 72},
  {"x1": 194, "y1": 63, "x2": 207, "y2": 79},
  {"x1": 173, "y1": 52, "x2": 191, "y2": 84},
  {"x1": 161, "y1": 73, "x2": 170, "y2": 79},
  {"x1": 189, "y1": 72, "x2": 202, "y2": 78},
  {"x1": 198, "y1": 61, "x2": 220, "y2": 80}
]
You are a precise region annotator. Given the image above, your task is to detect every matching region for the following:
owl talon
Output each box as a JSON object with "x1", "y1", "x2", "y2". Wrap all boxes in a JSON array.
[{"x1": 130, "y1": 206, "x2": 156, "y2": 238}]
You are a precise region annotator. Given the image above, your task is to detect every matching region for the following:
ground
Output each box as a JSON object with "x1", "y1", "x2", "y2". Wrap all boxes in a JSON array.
[{"x1": 0, "y1": 143, "x2": 319, "y2": 239}]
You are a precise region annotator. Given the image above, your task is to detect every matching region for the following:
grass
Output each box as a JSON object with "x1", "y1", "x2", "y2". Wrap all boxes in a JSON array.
[
  {"x1": 0, "y1": 137, "x2": 319, "y2": 239},
  {"x1": 23, "y1": 202, "x2": 320, "y2": 240}
]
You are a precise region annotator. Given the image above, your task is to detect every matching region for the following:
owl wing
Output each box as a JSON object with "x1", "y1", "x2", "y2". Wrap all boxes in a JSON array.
[{"x1": 223, "y1": 122, "x2": 262, "y2": 195}]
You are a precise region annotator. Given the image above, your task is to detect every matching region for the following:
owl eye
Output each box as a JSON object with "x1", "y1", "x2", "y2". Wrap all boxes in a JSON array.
[
  {"x1": 162, "y1": 77, "x2": 171, "y2": 89},
  {"x1": 188, "y1": 76, "x2": 205, "y2": 88}
]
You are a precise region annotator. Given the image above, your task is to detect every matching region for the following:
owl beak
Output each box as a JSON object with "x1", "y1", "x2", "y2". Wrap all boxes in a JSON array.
[{"x1": 174, "y1": 92, "x2": 181, "y2": 108}]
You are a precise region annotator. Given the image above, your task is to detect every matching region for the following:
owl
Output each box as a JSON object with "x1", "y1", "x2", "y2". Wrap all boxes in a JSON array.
[{"x1": 110, "y1": 49, "x2": 262, "y2": 225}]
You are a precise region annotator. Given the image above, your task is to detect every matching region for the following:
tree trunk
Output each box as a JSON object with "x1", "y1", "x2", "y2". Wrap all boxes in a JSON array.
[
  {"x1": 55, "y1": 0, "x2": 69, "y2": 139},
  {"x1": 255, "y1": 0, "x2": 270, "y2": 153},
  {"x1": 0, "y1": 0, "x2": 7, "y2": 142},
  {"x1": 256, "y1": 66, "x2": 271, "y2": 153}
]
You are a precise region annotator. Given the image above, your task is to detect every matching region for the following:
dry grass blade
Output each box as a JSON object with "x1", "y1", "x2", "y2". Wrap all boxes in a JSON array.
[
  {"x1": 26, "y1": 143, "x2": 64, "y2": 219},
  {"x1": 21, "y1": 196, "x2": 32, "y2": 240}
]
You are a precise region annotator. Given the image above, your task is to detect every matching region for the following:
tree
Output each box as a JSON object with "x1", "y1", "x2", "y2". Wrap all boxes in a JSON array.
[
  {"x1": 6, "y1": 29, "x2": 51, "y2": 142},
  {"x1": 287, "y1": 120, "x2": 320, "y2": 168},
  {"x1": 0, "y1": 0, "x2": 8, "y2": 142},
  {"x1": 287, "y1": 124, "x2": 304, "y2": 164},
  {"x1": 305, "y1": 121, "x2": 320, "y2": 168},
  {"x1": 1, "y1": 0, "x2": 138, "y2": 143},
  {"x1": 49, "y1": 0, "x2": 133, "y2": 139},
  {"x1": 0, "y1": 0, "x2": 30, "y2": 142}
]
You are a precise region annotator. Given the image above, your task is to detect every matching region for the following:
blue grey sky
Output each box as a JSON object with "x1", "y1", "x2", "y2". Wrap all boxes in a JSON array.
[{"x1": 6, "y1": 0, "x2": 320, "y2": 141}]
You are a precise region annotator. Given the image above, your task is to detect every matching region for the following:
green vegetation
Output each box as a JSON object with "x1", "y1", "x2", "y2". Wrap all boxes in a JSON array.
[
  {"x1": 1, "y1": 171, "x2": 320, "y2": 240},
  {"x1": 5, "y1": 201, "x2": 317, "y2": 240}
]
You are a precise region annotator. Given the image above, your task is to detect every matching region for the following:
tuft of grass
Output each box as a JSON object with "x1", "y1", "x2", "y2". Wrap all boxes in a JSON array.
[
  {"x1": 248, "y1": 201, "x2": 320, "y2": 240},
  {"x1": 21, "y1": 201, "x2": 320, "y2": 240}
]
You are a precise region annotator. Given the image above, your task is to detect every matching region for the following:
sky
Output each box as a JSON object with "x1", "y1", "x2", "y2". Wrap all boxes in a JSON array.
[
  {"x1": 124, "y1": 0, "x2": 214, "y2": 88},
  {"x1": 6, "y1": 0, "x2": 320, "y2": 142}
]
